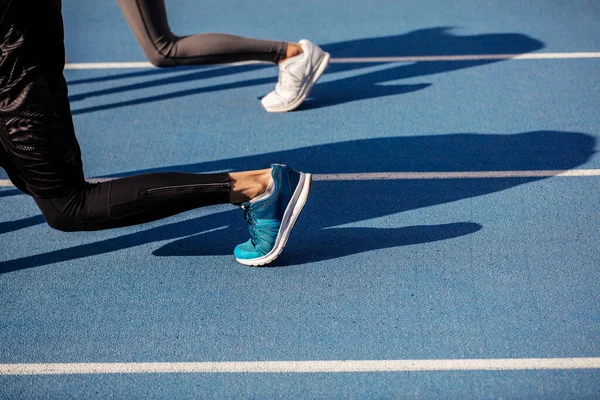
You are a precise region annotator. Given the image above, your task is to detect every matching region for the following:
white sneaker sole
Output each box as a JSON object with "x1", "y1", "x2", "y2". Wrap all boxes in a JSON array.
[
  {"x1": 235, "y1": 172, "x2": 312, "y2": 266},
  {"x1": 263, "y1": 52, "x2": 331, "y2": 113}
]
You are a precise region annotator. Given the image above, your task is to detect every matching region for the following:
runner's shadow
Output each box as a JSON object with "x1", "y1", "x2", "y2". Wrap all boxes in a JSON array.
[
  {"x1": 0, "y1": 207, "x2": 481, "y2": 271},
  {"x1": 153, "y1": 221, "x2": 483, "y2": 265},
  {"x1": 0, "y1": 130, "x2": 594, "y2": 273},
  {"x1": 67, "y1": 68, "x2": 175, "y2": 86},
  {"x1": 68, "y1": 64, "x2": 268, "y2": 102},
  {"x1": 0, "y1": 215, "x2": 45, "y2": 234},
  {"x1": 69, "y1": 27, "x2": 543, "y2": 114},
  {"x1": 0, "y1": 189, "x2": 22, "y2": 198},
  {"x1": 303, "y1": 27, "x2": 544, "y2": 109}
]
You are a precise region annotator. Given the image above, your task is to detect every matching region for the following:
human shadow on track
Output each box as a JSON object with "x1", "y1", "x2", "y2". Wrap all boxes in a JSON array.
[
  {"x1": 68, "y1": 27, "x2": 543, "y2": 114},
  {"x1": 0, "y1": 130, "x2": 594, "y2": 273},
  {"x1": 305, "y1": 27, "x2": 544, "y2": 109},
  {"x1": 0, "y1": 215, "x2": 45, "y2": 235},
  {"x1": 0, "y1": 189, "x2": 22, "y2": 198},
  {"x1": 68, "y1": 64, "x2": 268, "y2": 103},
  {"x1": 67, "y1": 68, "x2": 179, "y2": 86}
]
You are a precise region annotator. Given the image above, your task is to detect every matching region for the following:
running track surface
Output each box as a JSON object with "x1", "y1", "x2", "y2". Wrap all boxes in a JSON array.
[{"x1": 1, "y1": 0, "x2": 599, "y2": 398}]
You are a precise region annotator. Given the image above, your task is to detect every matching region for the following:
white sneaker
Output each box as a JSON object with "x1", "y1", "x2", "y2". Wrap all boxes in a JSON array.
[{"x1": 261, "y1": 39, "x2": 330, "y2": 112}]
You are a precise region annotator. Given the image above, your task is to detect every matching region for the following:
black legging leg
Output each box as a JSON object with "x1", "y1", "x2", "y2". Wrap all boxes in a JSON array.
[
  {"x1": 116, "y1": 0, "x2": 288, "y2": 67},
  {"x1": 1, "y1": 0, "x2": 240, "y2": 234},
  {"x1": 34, "y1": 172, "x2": 232, "y2": 232}
]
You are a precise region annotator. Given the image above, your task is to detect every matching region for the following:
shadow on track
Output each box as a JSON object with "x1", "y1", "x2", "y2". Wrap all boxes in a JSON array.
[
  {"x1": 1, "y1": 130, "x2": 594, "y2": 273},
  {"x1": 69, "y1": 27, "x2": 543, "y2": 114}
]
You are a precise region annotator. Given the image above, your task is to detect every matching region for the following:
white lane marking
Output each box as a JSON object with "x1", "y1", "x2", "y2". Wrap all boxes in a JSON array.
[
  {"x1": 63, "y1": 52, "x2": 600, "y2": 69},
  {"x1": 1, "y1": 358, "x2": 599, "y2": 375},
  {"x1": 313, "y1": 169, "x2": 600, "y2": 180},
  {"x1": 331, "y1": 52, "x2": 600, "y2": 62},
  {"x1": 65, "y1": 62, "x2": 155, "y2": 69},
  {"x1": 2, "y1": 170, "x2": 600, "y2": 188}
]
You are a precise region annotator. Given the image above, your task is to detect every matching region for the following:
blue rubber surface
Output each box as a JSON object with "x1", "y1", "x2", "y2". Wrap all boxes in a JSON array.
[{"x1": 1, "y1": 0, "x2": 599, "y2": 398}]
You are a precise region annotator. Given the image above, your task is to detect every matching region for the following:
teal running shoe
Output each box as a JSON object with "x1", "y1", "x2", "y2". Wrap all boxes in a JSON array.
[{"x1": 234, "y1": 164, "x2": 312, "y2": 266}]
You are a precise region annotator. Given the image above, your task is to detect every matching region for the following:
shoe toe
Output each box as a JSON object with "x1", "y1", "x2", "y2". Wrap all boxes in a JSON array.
[
  {"x1": 261, "y1": 90, "x2": 287, "y2": 110},
  {"x1": 234, "y1": 239, "x2": 262, "y2": 260}
]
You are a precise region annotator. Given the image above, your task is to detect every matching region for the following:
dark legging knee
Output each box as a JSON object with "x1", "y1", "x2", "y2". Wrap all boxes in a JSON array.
[
  {"x1": 41, "y1": 210, "x2": 78, "y2": 232},
  {"x1": 144, "y1": 44, "x2": 178, "y2": 68},
  {"x1": 34, "y1": 185, "x2": 107, "y2": 232},
  {"x1": 36, "y1": 200, "x2": 81, "y2": 232}
]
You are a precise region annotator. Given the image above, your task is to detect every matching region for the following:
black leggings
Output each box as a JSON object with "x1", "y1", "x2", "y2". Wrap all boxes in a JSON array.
[
  {"x1": 33, "y1": 173, "x2": 231, "y2": 232},
  {"x1": 0, "y1": 0, "x2": 234, "y2": 232},
  {"x1": 116, "y1": 0, "x2": 288, "y2": 67}
]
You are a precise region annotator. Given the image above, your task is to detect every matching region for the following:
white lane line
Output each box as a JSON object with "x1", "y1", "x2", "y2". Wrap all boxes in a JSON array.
[
  {"x1": 1, "y1": 358, "x2": 599, "y2": 375},
  {"x1": 313, "y1": 169, "x2": 600, "y2": 180},
  {"x1": 2, "y1": 170, "x2": 600, "y2": 188},
  {"x1": 65, "y1": 62, "x2": 155, "y2": 69},
  {"x1": 331, "y1": 52, "x2": 600, "y2": 63},
  {"x1": 63, "y1": 52, "x2": 600, "y2": 69}
]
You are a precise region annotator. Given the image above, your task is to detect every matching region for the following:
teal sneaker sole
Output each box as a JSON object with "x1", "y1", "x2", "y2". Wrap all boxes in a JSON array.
[{"x1": 235, "y1": 172, "x2": 312, "y2": 266}]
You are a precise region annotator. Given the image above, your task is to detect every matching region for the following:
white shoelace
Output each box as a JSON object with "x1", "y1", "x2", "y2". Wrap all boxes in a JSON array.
[{"x1": 276, "y1": 70, "x2": 298, "y2": 93}]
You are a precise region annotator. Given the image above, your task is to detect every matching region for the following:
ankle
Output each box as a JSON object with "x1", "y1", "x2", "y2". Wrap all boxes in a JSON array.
[
  {"x1": 280, "y1": 42, "x2": 303, "y2": 63},
  {"x1": 229, "y1": 169, "x2": 272, "y2": 203}
]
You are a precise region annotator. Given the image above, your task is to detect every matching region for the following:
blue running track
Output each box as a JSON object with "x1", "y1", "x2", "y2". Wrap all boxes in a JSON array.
[{"x1": 1, "y1": 0, "x2": 599, "y2": 398}]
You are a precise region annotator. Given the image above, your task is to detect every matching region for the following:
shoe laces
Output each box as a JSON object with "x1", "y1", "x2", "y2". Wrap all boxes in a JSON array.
[
  {"x1": 276, "y1": 66, "x2": 300, "y2": 93},
  {"x1": 243, "y1": 206, "x2": 255, "y2": 225},
  {"x1": 243, "y1": 206, "x2": 278, "y2": 248},
  {"x1": 243, "y1": 206, "x2": 261, "y2": 246}
]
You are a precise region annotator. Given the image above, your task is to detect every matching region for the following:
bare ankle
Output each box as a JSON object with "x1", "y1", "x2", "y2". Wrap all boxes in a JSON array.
[
  {"x1": 229, "y1": 169, "x2": 272, "y2": 203},
  {"x1": 281, "y1": 42, "x2": 303, "y2": 63}
]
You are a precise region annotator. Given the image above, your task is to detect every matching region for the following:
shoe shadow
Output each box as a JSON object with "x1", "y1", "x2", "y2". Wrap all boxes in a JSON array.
[
  {"x1": 69, "y1": 27, "x2": 543, "y2": 114},
  {"x1": 0, "y1": 130, "x2": 594, "y2": 273},
  {"x1": 153, "y1": 218, "x2": 483, "y2": 266}
]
